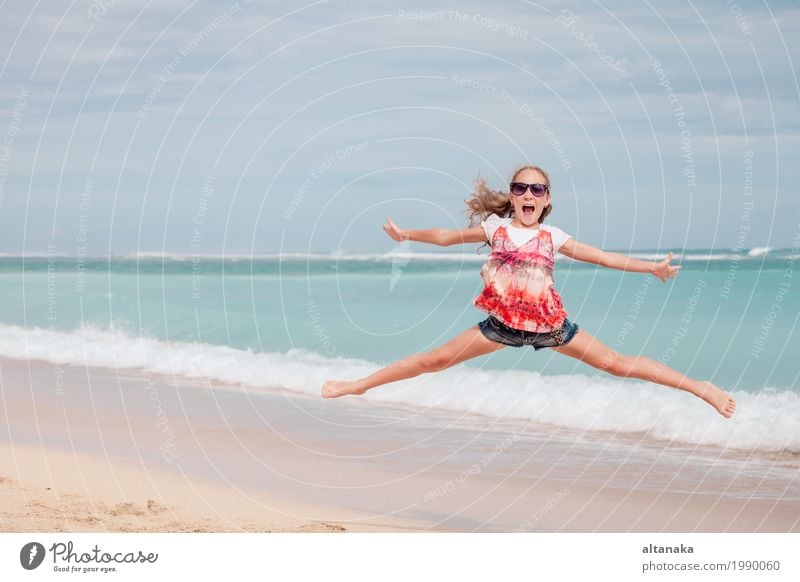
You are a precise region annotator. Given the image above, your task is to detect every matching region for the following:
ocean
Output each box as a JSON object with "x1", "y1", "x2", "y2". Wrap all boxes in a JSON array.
[{"x1": 0, "y1": 246, "x2": 798, "y2": 459}]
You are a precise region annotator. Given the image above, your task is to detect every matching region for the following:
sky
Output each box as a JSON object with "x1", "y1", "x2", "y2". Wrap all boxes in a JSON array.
[{"x1": 0, "y1": 0, "x2": 798, "y2": 255}]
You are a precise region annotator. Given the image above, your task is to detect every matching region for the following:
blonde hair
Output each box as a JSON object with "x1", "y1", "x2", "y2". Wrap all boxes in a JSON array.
[{"x1": 463, "y1": 164, "x2": 553, "y2": 252}]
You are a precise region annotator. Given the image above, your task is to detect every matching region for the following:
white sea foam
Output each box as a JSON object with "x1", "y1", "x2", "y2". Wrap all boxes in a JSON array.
[
  {"x1": 747, "y1": 246, "x2": 773, "y2": 257},
  {"x1": 0, "y1": 323, "x2": 797, "y2": 454}
]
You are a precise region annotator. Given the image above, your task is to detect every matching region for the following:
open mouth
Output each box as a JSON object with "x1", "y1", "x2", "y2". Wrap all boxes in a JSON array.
[{"x1": 522, "y1": 204, "x2": 535, "y2": 216}]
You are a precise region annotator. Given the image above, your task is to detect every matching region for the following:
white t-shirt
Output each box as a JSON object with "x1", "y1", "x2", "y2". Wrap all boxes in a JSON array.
[{"x1": 481, "y1": 214, "x2": 572, "y2": 252}]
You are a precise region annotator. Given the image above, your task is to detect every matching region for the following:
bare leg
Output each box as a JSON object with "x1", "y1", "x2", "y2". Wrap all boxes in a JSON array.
[
  {"x1": 551, "y1": 329, "x2": 736, "y2": 418},
  {"x1": 321, "y1": 325, "x2": 507, "y2": 398}
]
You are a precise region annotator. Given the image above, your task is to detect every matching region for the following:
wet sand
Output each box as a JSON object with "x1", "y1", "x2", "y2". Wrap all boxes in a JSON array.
[{"x1": 1, "y1": 356, "x2": 797, "y2": 532}]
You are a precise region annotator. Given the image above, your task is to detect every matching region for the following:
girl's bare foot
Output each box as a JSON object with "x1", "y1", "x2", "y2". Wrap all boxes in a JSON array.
[
  {"x1": 697, "y1": 381, "x2": 737, "y2": 418},
  {"x1": 321, "y1": 380, "x2": 367, "y2": 399}
]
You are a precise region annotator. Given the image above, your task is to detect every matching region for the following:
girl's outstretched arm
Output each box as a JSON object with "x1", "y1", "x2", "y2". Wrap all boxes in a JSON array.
[
  {"x1": 382, "y1": 216, "x2": 487, "y2": 246},
  {"x1": 559, "y1": 239, "x2": 681, "y2": 282}
]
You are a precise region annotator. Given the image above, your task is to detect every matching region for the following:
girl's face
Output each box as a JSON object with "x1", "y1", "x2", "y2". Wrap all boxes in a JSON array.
[{"x1": 509, "y1": 168, "x2": 551, "y2": 227}]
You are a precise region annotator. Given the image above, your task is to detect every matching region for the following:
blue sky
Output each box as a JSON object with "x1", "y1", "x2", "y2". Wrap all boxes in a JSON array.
[{"x1": 0, "y1": 0, "x2": 798, "y2": 255}]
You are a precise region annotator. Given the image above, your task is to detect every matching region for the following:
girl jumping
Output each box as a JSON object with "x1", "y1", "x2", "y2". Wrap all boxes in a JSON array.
[{"x1": 321, "y1": 164, "x2": 737, "y2": 418}]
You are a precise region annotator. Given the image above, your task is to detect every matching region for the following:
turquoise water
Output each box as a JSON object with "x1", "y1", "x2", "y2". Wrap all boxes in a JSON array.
[
  {"x1": 2, "y1": 249, "x2": 797, "y2": 392},
  {"x1": 0, "y1": 249, "x2": 797, "y2": 453}
]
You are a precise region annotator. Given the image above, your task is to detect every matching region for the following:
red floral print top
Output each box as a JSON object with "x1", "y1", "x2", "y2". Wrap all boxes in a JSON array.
[{"x1": 473, "y1": 214, "x2": 572, "y2": 333}]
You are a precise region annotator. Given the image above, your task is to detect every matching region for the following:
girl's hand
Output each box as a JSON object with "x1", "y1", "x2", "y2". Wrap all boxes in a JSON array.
[
  {"x1": 652, "y1": 252, "x2": 681, "y2": 282},
  {"x1": 383, "y1": 216, "x2": 409, "y2": 242}
]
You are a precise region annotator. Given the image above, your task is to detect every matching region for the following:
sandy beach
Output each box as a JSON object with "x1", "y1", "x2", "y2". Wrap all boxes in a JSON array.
[
  {"x1": 1, "y1": 356, "x2": 798, "y2": 533},
  {"x1": 0, "y1": 441, "x2": 431, "y2": 533},
  {"x1": 0, "y1": 356, "x2": 433, "y2": 533}
]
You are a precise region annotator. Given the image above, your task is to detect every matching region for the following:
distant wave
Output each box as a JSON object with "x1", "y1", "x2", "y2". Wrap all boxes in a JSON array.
[
  {"x1": 747, "y1": 246, "x2": 773, "y2": 257},
  {"x1": 0, "y1": 247, "x2": 789, "y2": 263},
  {"x1": 0, "y1": 323, "x2": 797, "y2": 454}
]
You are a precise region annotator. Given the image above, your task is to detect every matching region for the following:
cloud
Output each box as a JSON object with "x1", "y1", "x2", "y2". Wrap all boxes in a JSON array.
[{"x1": 0, "y1": 0, "x2": 797, "y2": 252}]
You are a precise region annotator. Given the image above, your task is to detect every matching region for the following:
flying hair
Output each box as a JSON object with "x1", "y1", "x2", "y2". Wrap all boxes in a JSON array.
[{"x1": 463, "y1": 164, "x2": 553, "y2": 253}]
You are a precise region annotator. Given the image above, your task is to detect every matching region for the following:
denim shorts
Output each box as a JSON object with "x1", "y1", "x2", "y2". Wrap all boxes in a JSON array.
[{"x1": 478, "y1": 315, "x2": 580, "y2": 350}]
